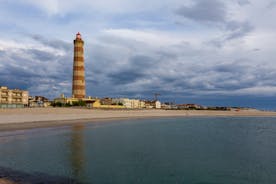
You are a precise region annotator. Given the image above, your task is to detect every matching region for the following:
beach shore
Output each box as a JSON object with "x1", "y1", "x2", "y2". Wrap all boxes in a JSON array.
[{"x1": 0, "y1": 108, "x2": 275, "y2": 131}]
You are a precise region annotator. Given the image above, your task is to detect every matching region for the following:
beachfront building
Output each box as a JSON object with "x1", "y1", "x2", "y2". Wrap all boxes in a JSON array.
[
  {"x1": 161, "y1": 102, "x2": 176, "y2": 109},
  {"x1": 140, "y1": 100, "x2": 146, "y2": 109},
  {"x1": 0, "y1": 86, "x2": 29, "y2": 108},
  {"x1": 156, "y1": 101, "x2": 161, "y2": 109},
  {"x1": 112, "y1": 98, "x2": 146, "y2": 109},
  {"x1": 53, "y1": 94, "x2": 95, "y2": 107},
  {"x1": 100, "y1": 98, "x2": 113, "y2": 105},
  {"x1": 144, "y1": 100, "x2": 161, "y2": 109},
  {"x1": 92, "y1": 99, "x2": 125, "y2": 109},
  {"x1": 177, "y1": 104, "x2": 204, "y2": 110},
  {"x1": 29, "y1": 96, "x2": 51, "y2": 108}
]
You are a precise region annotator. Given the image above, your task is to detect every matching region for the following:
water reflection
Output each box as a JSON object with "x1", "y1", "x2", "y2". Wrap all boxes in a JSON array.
[
  {"x1": 0, "y1": 166, "x2": 81, "y2": 184},
  {"x1": 70, "y1": 124, "x2": 86, "y2": 182},
  {"x1": 0, "y1": 130, "x2": 28, "y2": 144}
]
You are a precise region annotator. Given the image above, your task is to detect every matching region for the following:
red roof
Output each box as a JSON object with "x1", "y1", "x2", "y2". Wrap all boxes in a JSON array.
[{"x1": 76, "y1": 32, "x2": 82, "y2": 39}]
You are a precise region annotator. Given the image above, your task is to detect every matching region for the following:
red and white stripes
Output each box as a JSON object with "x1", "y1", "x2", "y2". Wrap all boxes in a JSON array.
[{"x1": 72, "y1": 33, "x2": 86, "y2": 99}]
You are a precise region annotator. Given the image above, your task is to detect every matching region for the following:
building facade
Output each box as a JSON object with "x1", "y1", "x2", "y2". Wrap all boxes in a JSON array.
[
  {"x1": 0, "y1": 86, "x2": 29, "y2": 108},
  {"x1": 144, "y1": 100, "x2": 161, "y2": 109},
  {"x1": 177, "y1": 104, "x2": 204, "y2": 110},
  {"x1": 100, "y1": 98, "x2": 113, "y2": 105},
  {"x1": 112, "y1": 98, "x2": 146, "y2": 109},
  {"x1": 72, "y1": 32, "x2": 86, "y2": 99},
  {"x1": 53, "y1": 94, "x2": 95, "y2": 107},
  {"x1": 92, "y1": 99, "x2": 124, "y2": 109},
  {"x1": 29, "y1": 96, "x2": 50, "y2": 108}
]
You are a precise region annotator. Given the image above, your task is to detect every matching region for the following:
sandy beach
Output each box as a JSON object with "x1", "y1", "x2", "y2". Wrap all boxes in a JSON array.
[{"x1": 0, "y1": 108, "x2": 275, "y2": 131}]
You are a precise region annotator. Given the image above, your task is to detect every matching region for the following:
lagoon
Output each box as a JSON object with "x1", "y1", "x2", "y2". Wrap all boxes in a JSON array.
[{"x1": 1, "y1": 117, "x2": 276, "y2": 184}]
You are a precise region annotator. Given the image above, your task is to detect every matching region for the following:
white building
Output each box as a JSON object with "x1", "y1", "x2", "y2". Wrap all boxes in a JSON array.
[
  {"x1": 112, "y1": 98, "x2": 145, "y2": 109},
  {"x1": 155, "y1": 101, "x2": 161, "y2": 109},
  {"x1": 144, "y1": 100, "x2": 161, "y2": 109}
]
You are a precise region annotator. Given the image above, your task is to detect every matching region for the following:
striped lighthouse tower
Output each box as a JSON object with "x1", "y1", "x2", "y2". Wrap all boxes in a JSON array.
[{"x1": 72, "y1": 32, "x2": 86, "y2": 99}]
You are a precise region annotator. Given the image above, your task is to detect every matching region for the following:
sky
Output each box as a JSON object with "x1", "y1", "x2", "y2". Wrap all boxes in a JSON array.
[{"x1": 1, "y1": 0, "x2": 276, "y2": 109}]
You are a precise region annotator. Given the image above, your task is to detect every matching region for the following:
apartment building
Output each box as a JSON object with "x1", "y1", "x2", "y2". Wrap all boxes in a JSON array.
[
  {"x1": 112, "y1": 98, "x2": 146, "y2": 109},
  {"x1": 0, "y1": 86, "x2": 29, "y2": 108},
  {"x1": 144, "y1": 100, "x2": 161, "y2": 109},
  {"x1": 29, "y1": 96, "x2": 50, "y2": 108}
]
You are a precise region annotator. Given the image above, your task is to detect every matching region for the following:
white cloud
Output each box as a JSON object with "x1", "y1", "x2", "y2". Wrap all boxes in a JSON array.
[
  {"x1": 103, "y1": 29, "x2": 183, "y2": 46},
  {"x1": 20, "y1": 0, "x2": 183, "y2": 15},
  {"x1": 23, "y1": 0, "x2": 60, "y2": 15}
]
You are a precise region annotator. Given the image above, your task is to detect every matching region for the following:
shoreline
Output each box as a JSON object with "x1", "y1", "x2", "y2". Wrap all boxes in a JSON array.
[{"x1": 1, "y1": 108, "x2": 276, "y2": 132}]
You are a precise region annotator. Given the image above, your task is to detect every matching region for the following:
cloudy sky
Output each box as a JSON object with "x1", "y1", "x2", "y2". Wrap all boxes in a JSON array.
[{"x1": 1, "y1": 0, "x2": 276, "y2": 109}]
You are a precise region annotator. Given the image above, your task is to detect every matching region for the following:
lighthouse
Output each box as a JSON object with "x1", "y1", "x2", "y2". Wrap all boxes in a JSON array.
[{"x1": 72, "y1": 32, "x2": 86, "y2": 99}]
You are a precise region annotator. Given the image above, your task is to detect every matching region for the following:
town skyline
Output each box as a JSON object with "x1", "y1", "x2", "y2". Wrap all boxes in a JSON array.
[{"x1": 1, "y1": 0, "x2": 276, "y2": 109}]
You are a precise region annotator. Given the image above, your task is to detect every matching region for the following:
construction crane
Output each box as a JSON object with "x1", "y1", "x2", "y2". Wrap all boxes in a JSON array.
[{"x1": 154, "y1": 93, "x2": 161, "y2": 101}]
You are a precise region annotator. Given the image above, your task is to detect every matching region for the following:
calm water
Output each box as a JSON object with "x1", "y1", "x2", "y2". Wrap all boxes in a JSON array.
[{"x1": 1, "y1": 117, "x2": 276, "y2": 184}]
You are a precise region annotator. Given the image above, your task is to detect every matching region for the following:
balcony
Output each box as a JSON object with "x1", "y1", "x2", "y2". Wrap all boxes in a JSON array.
[
  {"x1": 12, "y1": 95, "x2": 22, "y2": 98},
  {"x1": 12, "y1": 100, "x2": 22, "y2": 103},
  {"x1": 1, "y1": 97, "x2": 8, "y2": 102},
  {"x1": 1, "y1": 93, "x2": 8, "y2": 97}
]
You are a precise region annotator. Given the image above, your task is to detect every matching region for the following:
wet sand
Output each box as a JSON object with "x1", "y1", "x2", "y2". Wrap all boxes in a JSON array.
[{"x1": 0, "y1": 108, "x2": 276, "y2": 131}]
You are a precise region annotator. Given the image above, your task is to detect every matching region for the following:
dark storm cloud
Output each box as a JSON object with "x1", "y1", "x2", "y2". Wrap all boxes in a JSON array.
[
  {"x1": 225, "y1": 21, "x2": 254, "y2": 40},
  {"x1": 108, "y1": 70, "x2": 145, "y2": 85},
  {"x1": 106, "y1": 55, "x2": 155, "y2": 85},
  {"x1": 213, "y1": 63, "x2": 248, "y2": 73},
  {"x1": 176, "y1": 0, "x2": 227, "y2": 23},
  {"x1": 130, "y1": 55, "x2": 155, "y2": 68},
  {"x1": 0, "y1": 35, "x2": 74, "y2": 98},
  {"x1": 87, "y1": 47, "x2": 117, "y2": 74},
  {"x1": 30, "y1": 34, "x2": 71, "y2": 50},
  {"x1": 133, "y1": 55, "x2": 276, "y2": 97},
  {"x1": 201, "y1": 63, "x2": 276, "y2": 92},
  {"x1": 26, "y1": 49, "x2": 56, "y2": 61},
  {"x1": 6, "y1": 64, "x2": 41, "y2": 78},
  {"x1": 206, "y1": 21, "x2": 254, "y2": 47},
  {"x1": 2, "y1": 1, "x2": 276, "y2": 109},
  {"x1": 73, "y1": 33, "x2": 276, "y2": 101},
  {"x1": 1, "y1": 75, "x2": 30, "y2": 90},
  {"x1": 1, "y1": 63, "x2": 39, "y2": 90},
  {"x1": 94, "y1": 39, "x2": 260, "y2": 97},
  {"x1": 2, "y1": 30, "x2": 276, "y2": 105},
  {"x1": 176, "y1": 0, "x2": 254, "y2": 42},
  {"x1": 176, "y1": 0, "x2": 250, "y2": 24}
]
